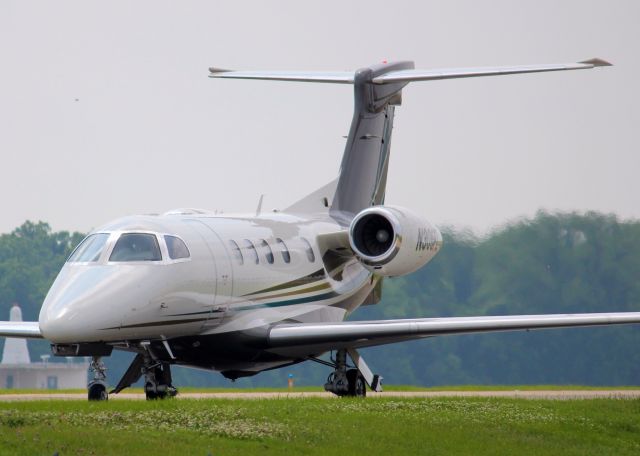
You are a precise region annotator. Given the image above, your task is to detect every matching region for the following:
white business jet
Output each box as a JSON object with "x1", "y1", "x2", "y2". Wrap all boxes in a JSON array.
[{"x1": 2, "y1": 57, "x2": 638, "y2": 400}]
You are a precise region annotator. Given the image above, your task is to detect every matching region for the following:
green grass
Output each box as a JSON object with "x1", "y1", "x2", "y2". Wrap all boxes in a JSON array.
[{"x1": 0, "y1": 397, "x2": 639, "y2": 455}]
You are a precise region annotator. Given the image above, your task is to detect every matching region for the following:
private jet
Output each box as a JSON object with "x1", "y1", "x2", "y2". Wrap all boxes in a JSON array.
[{"x1": 2, "y1": 57, "x2": 639, "y2": 400}]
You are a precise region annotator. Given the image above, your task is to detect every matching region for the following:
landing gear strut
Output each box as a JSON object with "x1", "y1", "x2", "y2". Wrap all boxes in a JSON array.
[
  {"x1": 323, "y1": 349, "x2": 373, "y2": 397},
  {"x1": 88, "y1": 356, "x2": 108, "y2": 401}
]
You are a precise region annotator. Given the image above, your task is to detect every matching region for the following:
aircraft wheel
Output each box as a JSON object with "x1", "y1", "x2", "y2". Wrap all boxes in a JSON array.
[
  {"x1": 346, "y1": 369, "x2": 366, "y2": 397},
  {"x1": 156, "y1": 391, "x2": 168, "y2": 400},
  {"x1": 145, "y1": 383, "x2": 177, "y2": 400},
  {"x1": 144, "y1": 382, "x2": 158, "y2": 400},
  {"x1": 88, "y1": 382, "x2": 108, "y2": 401}
]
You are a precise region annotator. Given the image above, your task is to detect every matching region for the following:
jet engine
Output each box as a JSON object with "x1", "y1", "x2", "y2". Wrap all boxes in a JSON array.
[{"x1": 349, "y1": 206, "x2": 442, "y2": 277}]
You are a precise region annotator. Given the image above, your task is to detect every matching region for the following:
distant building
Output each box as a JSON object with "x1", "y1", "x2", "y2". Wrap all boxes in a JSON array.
[{"x1": 0, "y1": 304, "x2": 88, "y2": 389}]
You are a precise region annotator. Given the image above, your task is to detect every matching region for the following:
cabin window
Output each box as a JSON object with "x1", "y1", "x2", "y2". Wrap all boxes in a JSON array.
[
  {"x1": 164, "y1": 235, "x2": 190, "y2": 260},
  {"x1": 258, "y1": 239, "x2": 274, "y2": 264},
  {"x1": 242, "y1": 239, "x2": 259, "y2": 265},
  {"x1": 67, "y1": 233, "x2": 110, "y2": 263},
  {"x1": 109, "y1": 233, "x2": 162, "y2": 262},
  {"x1": 229, "y1": 240, "x2": 244, "y2": 265},
  {"x1": 301, "y1": 237, "x2": 316, "y2": 262},
  {"x1": 276, "y1": 238, "x2": 291, "y2": 263}
]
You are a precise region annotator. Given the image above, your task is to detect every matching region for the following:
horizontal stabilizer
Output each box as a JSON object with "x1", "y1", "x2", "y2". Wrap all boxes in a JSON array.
[
  {"x1": 209, "y1": 68, "x2": 354, "y2": 84},
  {"x1": 0, "y1": 321, "x2": 43, "y2": 339},
  {"x1": 372, "y1": 59, "x2": 611, "y2": 84},
  {"x1": 209, "y1": 59, "x2": 611, "y2": 85},
  {"x1": 211, "y1": 57, "x2": 611, "y2": 221}
]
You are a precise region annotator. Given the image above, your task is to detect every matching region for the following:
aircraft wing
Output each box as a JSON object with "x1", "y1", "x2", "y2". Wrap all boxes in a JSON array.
[
  {"x1": 0, "y1": 321, "x2": 43, "y2": 339},
  {"x1": 267, "y1": 312, "x2": 640, "y2": 355}
]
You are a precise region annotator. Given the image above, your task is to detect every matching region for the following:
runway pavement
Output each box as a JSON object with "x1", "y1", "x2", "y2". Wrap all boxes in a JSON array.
[{"x1": 1, "y1": 390, "x2": 639, "y2": 401}]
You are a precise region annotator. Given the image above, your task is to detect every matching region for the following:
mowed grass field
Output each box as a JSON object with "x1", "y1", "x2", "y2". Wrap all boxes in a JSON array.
[{"x1": 0, "y1": 395, "x2": 639, "y2": 455}]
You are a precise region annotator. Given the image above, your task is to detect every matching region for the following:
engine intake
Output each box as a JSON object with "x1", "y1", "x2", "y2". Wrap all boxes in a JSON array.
[
  {"x1": 349, "y1": 206, "x2": 442, "y2": 277},
  {"x1": 351, "y1": 213, "x2": 395, "y2": 258}
]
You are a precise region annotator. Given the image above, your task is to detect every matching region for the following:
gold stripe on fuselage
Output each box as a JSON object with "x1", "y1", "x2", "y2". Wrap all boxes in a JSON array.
[{"x1": 248, "y1": 281, "x2": 332, "y2": 302}]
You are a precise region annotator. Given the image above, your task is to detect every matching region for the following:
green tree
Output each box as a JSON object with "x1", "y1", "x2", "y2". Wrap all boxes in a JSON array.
[{"x1": 0, "y1": 221, "x2": 84, "y2": 360}]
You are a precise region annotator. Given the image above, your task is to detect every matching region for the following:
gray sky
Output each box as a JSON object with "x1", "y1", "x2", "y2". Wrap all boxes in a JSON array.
[{"x1": 1, "y1": 1, "x2": 638, "y2": 235}]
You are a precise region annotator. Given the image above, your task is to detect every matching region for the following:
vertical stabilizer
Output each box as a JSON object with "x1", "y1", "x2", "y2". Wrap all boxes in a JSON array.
[{"x1": 329, "y1": 61, "x2": 414, "y2": 224}]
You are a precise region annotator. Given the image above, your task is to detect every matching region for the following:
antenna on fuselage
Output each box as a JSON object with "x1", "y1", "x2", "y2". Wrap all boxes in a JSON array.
[{"x1": 255, "y1": 194, "x2": 264, "y2": 217}]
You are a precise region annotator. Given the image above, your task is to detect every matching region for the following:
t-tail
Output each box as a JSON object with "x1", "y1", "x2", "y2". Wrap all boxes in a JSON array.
[{"x1": 209, "y1": 58, "x2": 611, "y2": 223}]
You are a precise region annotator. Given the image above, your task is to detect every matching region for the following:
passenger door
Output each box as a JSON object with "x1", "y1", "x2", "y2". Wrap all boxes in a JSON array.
[{"x1": 185, "y1": 220, "x2": 232, "y2": 328}]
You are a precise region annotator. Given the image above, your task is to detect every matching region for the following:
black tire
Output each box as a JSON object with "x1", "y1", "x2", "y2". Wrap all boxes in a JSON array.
[
  {"x1": 88, "y1": 382, "x2": 108, "y2": 401},
  {"x1": 346, "y1": 369, "x2": 366, "y2": 397},
  {"x1": 144, "y1": 382, "x2": 158, "y2": 400},
  {"x1": 145, "y1": 383, "x2": 176, "y2": 400}
]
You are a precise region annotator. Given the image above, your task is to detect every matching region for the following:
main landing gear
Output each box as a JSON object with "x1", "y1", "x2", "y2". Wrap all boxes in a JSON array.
[
  {"x1": 109, "y1": 349, "x2": 178, "y2": 401},
  {"x1": 321, "y1": 348, "x2": 382, "y2": 398},
  {"x1": 142, "y1": 360, "x2": 177, "y2": 400},
  {"x1": 88, "y1": 356, "x2": 109, "y2": 401}
]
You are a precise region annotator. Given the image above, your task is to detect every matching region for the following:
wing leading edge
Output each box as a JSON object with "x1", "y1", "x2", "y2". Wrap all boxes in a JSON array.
[
  {"x1": 267, "y1": 312, "x2": 640, "y2": 354},
  {"x1": 0, "y1": 321, "x2": 42, "y2": 339}
]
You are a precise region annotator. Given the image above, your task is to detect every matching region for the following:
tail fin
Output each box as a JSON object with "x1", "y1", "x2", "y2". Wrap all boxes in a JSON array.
[
  {"x1": 210, "y1": 58, "x2": 611, "y2": 222},
  {"x1": 330, "y1": 61, "x2": 413, "y2": 222}
]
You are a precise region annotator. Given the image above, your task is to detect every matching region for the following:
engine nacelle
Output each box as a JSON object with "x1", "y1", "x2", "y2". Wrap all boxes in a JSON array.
[{"x1": 349, "y1": 206, "x2": 442, "y2": 277}]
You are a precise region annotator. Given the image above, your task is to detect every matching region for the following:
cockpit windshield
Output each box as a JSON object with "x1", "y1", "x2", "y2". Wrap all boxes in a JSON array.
[
  {"x1": 67, "y1": 233, "x2": 110, "y2": 263},
  {"x1": 109, "y1": 233, "x2": 162, "y2": 262}
]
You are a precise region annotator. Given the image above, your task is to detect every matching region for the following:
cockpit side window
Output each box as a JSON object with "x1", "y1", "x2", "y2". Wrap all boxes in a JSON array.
[
  {"x1": 164, "y1": 235, "x2": 190, "y2": 260},
  {"x1": 67, "y1": 233, "x2": 110, "y2": 263},
  {"x1": 109, "y1": 233, "x2": 162, "y2": 262}
]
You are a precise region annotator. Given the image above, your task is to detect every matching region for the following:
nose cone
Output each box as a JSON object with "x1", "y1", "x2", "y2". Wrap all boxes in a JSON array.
[
  {"x1": 40, "y1": 266, "x2": 114, "y2": 342},
  {"x1": 39, "y1": 265, "x2": 143, "y2": 343}
]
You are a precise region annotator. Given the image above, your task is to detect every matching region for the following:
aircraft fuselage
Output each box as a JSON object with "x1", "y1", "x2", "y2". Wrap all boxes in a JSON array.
[{"x1": 39, "y1": 210, "x2": 439, "y2": 376}]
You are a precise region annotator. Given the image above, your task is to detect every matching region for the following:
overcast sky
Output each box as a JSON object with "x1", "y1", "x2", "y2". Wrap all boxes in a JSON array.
[{"x1": 1, "y1": 1, "x2": 638, "y2": 235}]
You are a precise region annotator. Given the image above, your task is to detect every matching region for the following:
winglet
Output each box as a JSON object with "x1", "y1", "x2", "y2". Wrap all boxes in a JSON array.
[
  {"x1": 209, "y1": 67, "x2": 233, "y2": 74},
  {"x1": 579, "y1": 58, "x2": 613, "y2": 67}
]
